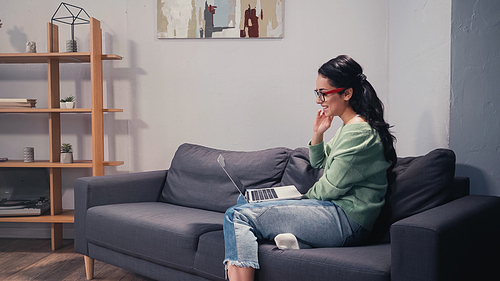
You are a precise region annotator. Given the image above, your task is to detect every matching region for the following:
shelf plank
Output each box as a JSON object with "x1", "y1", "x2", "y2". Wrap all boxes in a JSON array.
[
  {"x1": 103, "y1": 161, "x2": 125, "y2": 166},
  {"x1": 0, "y1": 209, "x2": 74, "y2": 223},
  {"x1": 0, "y1": 160, "x2": 124, "y2": 168},
  {"x1": 0, "y1": 108, "x2": 123, "y2": 113},
  {"x1": 0, "y1": 53, "x2": 122, "y2": 64}
]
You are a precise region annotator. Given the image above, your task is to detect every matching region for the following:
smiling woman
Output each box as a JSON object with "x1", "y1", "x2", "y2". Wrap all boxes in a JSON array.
[
  {"x1": 313, "y1": 75, "x2": 350, "y2": 124},
  {"x1": 223, "y1": 55, "x2": 397, "y2": 281},
  {"x1": 313, "y1": 55, "x2": 397, "y2": 168}
]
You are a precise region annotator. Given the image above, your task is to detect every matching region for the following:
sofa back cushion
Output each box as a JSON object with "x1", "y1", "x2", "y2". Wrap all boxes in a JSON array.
[
  {"x1": 368, "y1": 148, "x2": 456, "y2": 243},
  {"x1": 160, "y1": 143, "x2": 292, "y2": 213},
  {"x1": 280, "y1": 147, "x2": 323, "y2": 194}
]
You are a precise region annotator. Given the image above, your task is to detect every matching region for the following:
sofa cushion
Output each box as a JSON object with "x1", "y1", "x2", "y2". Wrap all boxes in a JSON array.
[
  {"x1": 257, "y1": 243, "x2": 391, "y2": 281},
  {"x1": 280, "y1": 147, "x2": 323, "y2": 194},
  {"x1": 193, "y1": 230, "x2": 226, "y2": 280},
  {"x1": 85, "y1": 202, "x2": 224, "y2": 272},
  {"x1": 195, "y1": 230, "x2": 392, "y2": 281},
  {"x1": 160, "y1": 143, "x2": 292, "y2": 213},
  {"x1": 369, "y1": 148, "x2": 456, "y2": 243}
]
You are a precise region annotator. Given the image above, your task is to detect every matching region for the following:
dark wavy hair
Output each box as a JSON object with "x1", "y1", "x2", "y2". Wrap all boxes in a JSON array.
[{"x1": 318, "y1": 55, "x2": 397, "y2": 167}]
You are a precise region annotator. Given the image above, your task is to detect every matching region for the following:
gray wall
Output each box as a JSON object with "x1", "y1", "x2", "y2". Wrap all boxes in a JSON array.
[{"x1": 450, "y1": 0, "x2": 500, "y2": 196}]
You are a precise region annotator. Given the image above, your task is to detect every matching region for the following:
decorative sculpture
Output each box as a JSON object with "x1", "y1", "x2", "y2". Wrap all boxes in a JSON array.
[
  {"x1": 26, "y1": 41, "x2": 37, "y2": 53},
  {"x1": 50, "y1": 2, "x2": 90, "y2": 52}
]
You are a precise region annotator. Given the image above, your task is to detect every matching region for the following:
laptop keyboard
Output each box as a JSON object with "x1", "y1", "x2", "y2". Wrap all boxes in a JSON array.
[{"x1": 251, "y1": 189, "x2": 278, "y2": 201}]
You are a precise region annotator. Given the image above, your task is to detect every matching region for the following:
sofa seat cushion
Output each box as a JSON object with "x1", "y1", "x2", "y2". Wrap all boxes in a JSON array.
[
  {"x1": 85, "y1": 202, "x2": 224, "y2": 273},
  {"x1": 257, "y1": 243, "x2": 391, "y2": 281},
  {"x1": 193, "y1": 230, "x2": 226, "y2": 280},
  {"x1": 161, "y1": 143, "x2": 292, "y2": 213},
  {"x1": 192, "y1": 229, "x2": 391, "y2": 281}
]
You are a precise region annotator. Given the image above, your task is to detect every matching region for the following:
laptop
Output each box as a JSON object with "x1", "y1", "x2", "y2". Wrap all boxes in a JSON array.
[{"x1": 217, "y1": 154, "x2": 302, "y2": 203}]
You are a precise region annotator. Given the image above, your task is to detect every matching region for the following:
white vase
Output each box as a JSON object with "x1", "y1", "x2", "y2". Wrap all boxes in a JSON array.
[
  {"x1": 61, "y1": 152, "x2": 73, "y2": 164},
  {"x1": 66, "y1": 39, "x2": 77, "y2": 52},
  {"x1": 60, "y1": 102, "x2": 66, "y2": 109},
  {"x1": 65, "y1": 101, "x2": 75, "y2": 108},
  {"x1": 24, "y1": 147, "x2": 35, "y2": 163}
]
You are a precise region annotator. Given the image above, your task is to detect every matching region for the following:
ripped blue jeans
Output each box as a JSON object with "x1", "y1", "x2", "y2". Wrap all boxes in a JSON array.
[{"x1": 223, "y1": 195, "x2": 370, "y2": 269}]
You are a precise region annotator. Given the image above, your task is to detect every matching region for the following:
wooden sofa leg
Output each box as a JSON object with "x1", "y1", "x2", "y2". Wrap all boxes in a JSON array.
[{"x1": 84, "y1": 255, "x2": 95, "y2": 280}]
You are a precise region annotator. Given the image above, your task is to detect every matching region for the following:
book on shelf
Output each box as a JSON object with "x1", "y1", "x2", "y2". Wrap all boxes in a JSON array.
[
  {"x1": 0, "y1": 99, "x2": 36, "y2": 108},
  {"x1": 0, "y1": 98, "x2": 36, "y2": 102}
]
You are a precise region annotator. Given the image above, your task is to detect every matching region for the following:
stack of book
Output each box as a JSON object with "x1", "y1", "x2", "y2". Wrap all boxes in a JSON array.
[{"x1": 0, "y1": 98, "x2": 37, "y2": 108}]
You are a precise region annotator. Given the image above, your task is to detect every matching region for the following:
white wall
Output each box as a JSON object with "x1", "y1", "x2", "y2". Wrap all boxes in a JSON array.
[
  {"x1": 388, "y1": 0, "x2": 451, "y2": 156},
  {"x1": 0, "y1": 0, "x2": 453, "y2": 238}
]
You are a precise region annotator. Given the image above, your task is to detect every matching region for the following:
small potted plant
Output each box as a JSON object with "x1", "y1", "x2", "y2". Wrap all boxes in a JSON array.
[
  {"x1": 60, "y1": 98, "x2": 66, "y2": 109},
  {"x1": 64, "y1": 95, "x2": 75, "y2": 109},
  {"x1": 61, "y1": 143, "x2": 73, "y2": 163}
]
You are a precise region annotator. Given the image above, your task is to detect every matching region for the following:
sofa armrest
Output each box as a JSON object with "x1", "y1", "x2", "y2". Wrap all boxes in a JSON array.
[
  {"x1": 451, "y1": 177, "x2": 470, "y2": 200},
  {"x1": 391, "y1": 195, "x2": 500, "y2": 281},
  {"x1": 74, "y1": 170, "x2": 167, "y2": 207},
  {"x1": 74, "y1": 170, "x2": 168, "y2": 255}
]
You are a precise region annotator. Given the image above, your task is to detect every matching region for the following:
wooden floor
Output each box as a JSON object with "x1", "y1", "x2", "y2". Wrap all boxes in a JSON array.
[{"x1": 0, "y1": 239, "x2": 155, "y2": 281}]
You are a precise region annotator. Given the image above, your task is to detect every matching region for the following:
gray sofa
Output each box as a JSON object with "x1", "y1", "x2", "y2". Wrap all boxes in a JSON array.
[{"x1": 74, "y1": 143, "x2": 500, "y2": 281}]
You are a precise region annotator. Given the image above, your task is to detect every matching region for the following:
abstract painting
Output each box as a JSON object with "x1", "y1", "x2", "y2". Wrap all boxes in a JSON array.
[{"x1": 157, "y1": 0, "x2": 283, "y2": 38}]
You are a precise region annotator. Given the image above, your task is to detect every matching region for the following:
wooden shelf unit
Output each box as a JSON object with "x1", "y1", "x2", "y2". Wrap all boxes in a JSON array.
[{"x1": 0, "y1": 17, "x2": 123, "y2": 250}]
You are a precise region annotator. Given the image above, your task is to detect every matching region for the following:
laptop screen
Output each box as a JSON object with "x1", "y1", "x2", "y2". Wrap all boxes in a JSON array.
[{"x1": 217, "y1": 154, "x2": 247, "y2": 195}]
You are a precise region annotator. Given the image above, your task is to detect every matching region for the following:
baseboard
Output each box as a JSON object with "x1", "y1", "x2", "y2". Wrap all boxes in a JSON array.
[{"x1": 0, "y1": 222, "x2": 74, "y2": 239}]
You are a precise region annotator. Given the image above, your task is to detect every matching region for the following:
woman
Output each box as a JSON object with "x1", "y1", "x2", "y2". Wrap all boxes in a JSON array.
[{"x1": 223, "y1": 55, "x2": 397, "y2": 281}]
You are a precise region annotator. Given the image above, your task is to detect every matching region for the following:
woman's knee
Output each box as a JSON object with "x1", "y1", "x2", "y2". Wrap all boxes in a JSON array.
[{"x1": 224, "y1": 206, "x2": 237, "y2": 224}]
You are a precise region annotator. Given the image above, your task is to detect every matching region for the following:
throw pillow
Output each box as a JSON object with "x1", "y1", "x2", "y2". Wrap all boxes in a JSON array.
[
  {"x1": 160, "y1": 143, "x2": 292, "y2": 213},
  {"x1": 369, "y1": 148, "x2": 456, "y2": 243},
  {"x1": 280, "y1": 147, "x2": 323, "y2": 194}
]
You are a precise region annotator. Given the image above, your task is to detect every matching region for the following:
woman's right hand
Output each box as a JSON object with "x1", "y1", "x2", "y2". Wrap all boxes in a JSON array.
[
  {"x1": 313, "y1": 109, "x2": 333, "y2": 134},
  {"x1": 311, "y1": 109, "x2": 333, "y2": 145}
]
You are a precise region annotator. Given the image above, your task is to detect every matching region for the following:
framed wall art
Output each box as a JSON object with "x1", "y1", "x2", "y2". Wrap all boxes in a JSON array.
[{"x1": 157, "y1": 0, "x2": 283, "y2": 38}]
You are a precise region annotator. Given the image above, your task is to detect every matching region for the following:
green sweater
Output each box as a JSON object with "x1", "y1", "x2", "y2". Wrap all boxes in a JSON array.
[{"x1": 304, "y1": 122, "x2": 391, "y2": 231}]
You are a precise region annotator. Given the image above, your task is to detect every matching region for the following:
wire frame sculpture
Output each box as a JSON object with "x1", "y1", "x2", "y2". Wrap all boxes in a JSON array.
[{"x1": 50, "y1": 2, "x2": 90, "y2": 52}]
